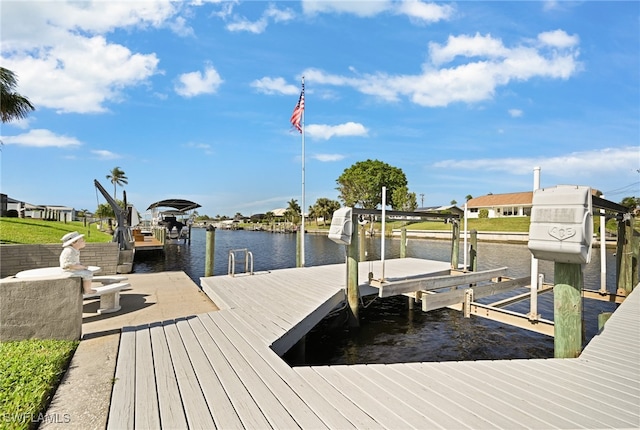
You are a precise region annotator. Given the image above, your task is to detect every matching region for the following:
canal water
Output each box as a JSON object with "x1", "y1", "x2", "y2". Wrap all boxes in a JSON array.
[{"x1": 133, "y1": 228, "x2": 620, "y2": 365}]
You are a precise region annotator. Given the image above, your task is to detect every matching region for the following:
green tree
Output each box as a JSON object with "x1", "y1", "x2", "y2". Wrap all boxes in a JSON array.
[
  {"x1": 466, "y1": 195, "x2": 473, "y2": 201},
  {"x1": 106, "y1": 167, "x2": 128, "y2": 199},
  {"x1": 264, "y1": 211, "x2": 275, "y2": 225},
  {"x1": 285, "y1": 199, "x2": 301, "y2": 224},
  {"x1": 308, "y1": 205, "x2": 319, "y2": 226},
  {"x1": 336, "y1": 159, "x2": 408, "y2": 209},
  {"x1": 313, "y1": 197, "x2": 341, "y2": 225},
  {"x1": 0, "y1": 67, "x2": 35, "y2": 123},
  {"x1": 620, "y1": 196, "x2": 639, "y2": 210},
  {"x1": 392, "y1": 186, "x2": 417, "y2": 211}
]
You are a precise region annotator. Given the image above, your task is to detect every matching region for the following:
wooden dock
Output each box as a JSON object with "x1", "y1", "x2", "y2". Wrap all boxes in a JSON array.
[
  {"x1": 107, "y1": 259, "x2": 640, "y2": 429},
  {"x1": 133, "y1": 235, "x2": 164, "y2": 252}
]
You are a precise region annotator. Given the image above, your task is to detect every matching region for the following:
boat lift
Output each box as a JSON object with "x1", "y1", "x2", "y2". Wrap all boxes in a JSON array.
[
  {"x1": 329, "y1": 186, "x2": 635, "y2": 337},
  {"x1": 94, "y1": 179, "x2": 133, "y2": 251}
]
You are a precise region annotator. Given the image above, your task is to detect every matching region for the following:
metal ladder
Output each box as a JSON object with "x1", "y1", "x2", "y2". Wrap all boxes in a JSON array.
[{"x1": 228, "y1": 248, "x2": 254, "y2": 277}]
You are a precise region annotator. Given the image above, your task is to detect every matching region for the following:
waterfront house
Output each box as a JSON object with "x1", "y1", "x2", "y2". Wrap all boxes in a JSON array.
[{"x1": 466, "y1": 192, "x2": 533, "y2": 219}]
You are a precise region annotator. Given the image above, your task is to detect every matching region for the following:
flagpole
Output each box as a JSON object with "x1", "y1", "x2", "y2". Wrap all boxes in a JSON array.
[{"x1": 300, "y1": 76, "x2": 306, "y2": 267}]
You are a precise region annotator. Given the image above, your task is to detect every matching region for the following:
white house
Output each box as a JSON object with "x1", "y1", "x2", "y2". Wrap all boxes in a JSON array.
[{"x1": 465, "y1": 192, "x2": 533, "y2": 219}]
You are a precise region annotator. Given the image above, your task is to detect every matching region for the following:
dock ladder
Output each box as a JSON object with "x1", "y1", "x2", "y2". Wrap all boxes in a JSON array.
[{"x1": 228, "y1": 248, "x2": 254, "y2": 277}]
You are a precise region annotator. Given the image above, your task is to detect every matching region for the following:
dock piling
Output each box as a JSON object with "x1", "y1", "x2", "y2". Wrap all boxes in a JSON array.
[
  {"x1": 347, "y1": 215, "x2": 359, "y2": 327},
  {"x1": 205, "y1": 225, "x2": 215, "y2": 277},
  {"x1": 554, "y1": 262, "x2": 583, "y2": 358},
  {"x1": 450, "y1": 220, "x2": 460, "y2": 270},
  {"x1": 400, "y1": 227, "x2": 407, "y2": 258}
]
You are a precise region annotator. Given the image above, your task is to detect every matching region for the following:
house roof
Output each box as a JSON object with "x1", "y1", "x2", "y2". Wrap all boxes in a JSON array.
[
  {"x1": 270, "y1": 208, "x2": 287, "y2": 216},
  {"x1": 417, "y1": 205, "x2": 464, "y2": 215},
  {"x1": 466, "y1": 192, "x2": 533, "y2": 208}
]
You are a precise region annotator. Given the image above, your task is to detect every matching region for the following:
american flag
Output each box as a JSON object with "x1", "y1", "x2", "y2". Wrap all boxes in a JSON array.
[{"x1": 290, "y1": 81, "x2": 304, "y2": 133}]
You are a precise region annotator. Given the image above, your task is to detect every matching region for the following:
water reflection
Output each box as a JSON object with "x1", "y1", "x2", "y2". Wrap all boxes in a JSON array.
[{"x1": 134, "y1": 228, "x2": 620, "y2": 365}]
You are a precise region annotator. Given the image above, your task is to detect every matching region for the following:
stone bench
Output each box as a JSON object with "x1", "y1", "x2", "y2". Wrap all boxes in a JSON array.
[
  {"x1": 84, "y1": 282, "x2": 130, "y2": 314},
  {"x1": 14, "y1": 267, "x2": 129, "y2": 314}
]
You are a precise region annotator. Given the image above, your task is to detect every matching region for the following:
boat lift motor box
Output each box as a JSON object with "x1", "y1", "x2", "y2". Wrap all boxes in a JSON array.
[
  {"x1": 328, "y1": 207, "x2": 353, "y2": 245},
  {"x1": 527, "y1": 185, "x2": 593, "y2": 264}
]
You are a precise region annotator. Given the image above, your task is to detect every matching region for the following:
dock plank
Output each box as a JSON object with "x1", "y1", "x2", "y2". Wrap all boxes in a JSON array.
[
  {"x1": 174, "y1": 318, "x2": 244, "y2": 429},
  {"x1": 217, "y1": 311, "x2": 366, "y2": 429},
  {"x1": 196, "y1": 312, "x2": 300, "y2": 429},
  {"x1": 187, "y1": 316, "x2": 272, "y2": 429},
  {"x1": 107, "y1": 326, "x2": 136, "y2": 430},
  {"x1": 148, "y1": 322, "x2": 188, "y2": 429},
  {"x1": 310, "y1": 365, "x2": 416, "y2": 429},
  {"x1": 204, "y1": 312, "x2": 330, "y2": 429},
  {"x1": 134, "y1": 328, "x2": 160, "y2": 429},
  {"x1": 109, "y1": 260, "x2": 640, "y2": 430},
  {"x1": 162, "y1": 320, "x2": 216, "y2": 429}
]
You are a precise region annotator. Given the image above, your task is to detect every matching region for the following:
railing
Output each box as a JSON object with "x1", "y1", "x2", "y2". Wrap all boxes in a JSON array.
[{"x1": 228, "y1": 248, "x2": 254, "y2": 277}]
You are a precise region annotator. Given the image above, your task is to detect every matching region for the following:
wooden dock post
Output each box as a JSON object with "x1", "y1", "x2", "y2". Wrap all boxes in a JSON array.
[
  {"x1": 450, "y1": 220, "x2": 460, "y2": 269},
  {"x1": 554, "y1": 262, "x2": 583, "y2": 358},
  {"x1": 400, "y1": 227, "x2": 407, "y2": 259},
  {"x1": 359, "y1": 224, "x2": 366, "y2": 262},
  {"x1": 347, "y1": 216, "x2": 360, "y2": 327},
  {"x1": 205, "y1": 225, "x2": 215, "y2": 277},
  {"x1": 296, "y1": 228, "x2": 301, "y2": 268},
  {"x1": 616, "y1": 214, "x2": 638, "y2": 295},
  {"x1": 469, "y1": 229, "x2": 478, "y2": 272}
]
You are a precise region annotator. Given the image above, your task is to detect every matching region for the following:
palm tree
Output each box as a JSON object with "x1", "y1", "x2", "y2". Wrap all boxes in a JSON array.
[
  {"x1": 0, "y1": 67, "x2": 35, "y2": 123},
  {"x1": 285, "y1": 199, "x2": 301, "y2": 225},
  {"x1": 314, "y1": 197, "x2": 341, "y2": 226},
  {"x1": 308, "y1": 205, "x2": 319, "y2": 226},
  {"x1": 106, "y1": 167, "x2": 128, "y2": 199}
]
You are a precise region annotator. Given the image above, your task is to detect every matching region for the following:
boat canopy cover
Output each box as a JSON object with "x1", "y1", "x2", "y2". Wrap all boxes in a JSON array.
[{"x1": 146, "y1": 199, "x2": 201, "y2": 212}]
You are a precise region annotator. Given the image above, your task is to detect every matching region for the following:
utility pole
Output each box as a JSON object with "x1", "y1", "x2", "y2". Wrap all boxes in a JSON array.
[{"x1": 420, "y1": 193, "x2": 425, "y2": 208}]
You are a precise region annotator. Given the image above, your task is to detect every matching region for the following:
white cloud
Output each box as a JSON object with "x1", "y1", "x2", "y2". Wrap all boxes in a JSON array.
[
  {"x1": 225, "y1": 4, "x2": 294, "y2": 33},
  {"x1": 302, "y1": 0, "x2": 392, "y2": 17},
  {"x1": 0, "y1": 1, "x2": 171, "y2": 114},
  {"x1": 251, "y1": 77, "x2": 300, "y2": 95},
  {"x1": 433, "y1": 147, "x2": 640, "y2": 179},
  {"x1": 429, "y1": 33, "x2": 509, "y2": 66},
  {"x1": 537, "y1": 29, "x2": 579, "y2": 49},
  {"x1": 184, "y1": 142, "x2": 214, "y2": 155},
  {"x1": 306, "y1": 122, "x2": 369, "y2": 140},
  {"x1": 395, "y1": 1, "x2": 455, "y2": 23},
  {"x1": 0, "y1": 129, "x2": 81, "y2": 148},
  {"x1": 509, "y1": 109, "x2": 523, "y2": 118},
  {"x1": 91, "y1": 149, "x2": 122, "y2": 160},
  {"x1": 312, "y1": 153, "x2": 346, "y2": 162},
  {"x1": 303, "y1": 30, "x2": 581, "y2": 107},
  {"x1": 175, "y1": 65, "x2": 224, "y2": 97},
  {"x1": 302, "y1": 0, "x2": 453, "y2": 23},
  {"x1": 6, "y1": 117, "x2": 32, "y2": 130}
]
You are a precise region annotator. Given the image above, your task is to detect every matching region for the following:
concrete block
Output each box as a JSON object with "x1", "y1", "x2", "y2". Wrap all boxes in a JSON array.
[{"x1": 0, "y1": 276, "x2": 83, "y2": 341}]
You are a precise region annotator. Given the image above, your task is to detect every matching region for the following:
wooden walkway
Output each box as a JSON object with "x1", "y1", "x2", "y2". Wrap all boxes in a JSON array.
[{"x1": 108, "y1": 259, "x2": 640, "y2": 429}]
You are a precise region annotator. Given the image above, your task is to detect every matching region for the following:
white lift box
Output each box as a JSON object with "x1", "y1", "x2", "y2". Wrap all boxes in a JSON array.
[
  {"x1": 328, "y1": 207, "x2": 353, "y2": 245},
  {"x1": 528, "y1": 185, "x2": 593, "y2": 264}
]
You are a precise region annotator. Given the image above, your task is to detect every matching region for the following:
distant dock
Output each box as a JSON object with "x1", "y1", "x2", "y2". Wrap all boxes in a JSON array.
[
  {"x1": 132, "y1": 235, "x2": 164, "y2": 252},
  {"x1": 107, "y1": 259, "x2": 639, "y2": 429}
]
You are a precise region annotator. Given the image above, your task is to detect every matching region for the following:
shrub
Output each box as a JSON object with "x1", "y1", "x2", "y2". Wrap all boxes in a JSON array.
[{"x1": 479, "y1": 209, "x2": 489, "y2": 219}]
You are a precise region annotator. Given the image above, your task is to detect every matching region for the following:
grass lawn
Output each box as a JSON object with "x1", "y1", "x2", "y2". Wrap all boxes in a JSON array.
[
  {"x1": 0, "y1": 340, "x2": 78, "y2": 430},
  {"x1": 0, "y1": 218, "x2": 107, "y2": 428},
  {"x1": 0, "y1": 218, "x2": 112, "y2": 244}
]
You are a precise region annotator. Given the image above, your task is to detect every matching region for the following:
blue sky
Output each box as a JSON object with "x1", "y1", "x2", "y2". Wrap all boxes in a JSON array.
[{"x1": 1, "y1": 0, "x2": 638, "y2": 218}]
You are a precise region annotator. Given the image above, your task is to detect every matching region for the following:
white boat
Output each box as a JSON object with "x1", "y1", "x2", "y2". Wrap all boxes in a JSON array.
[{"x1": 146, "y1": 199, "x2": 201, "y2": 245}]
